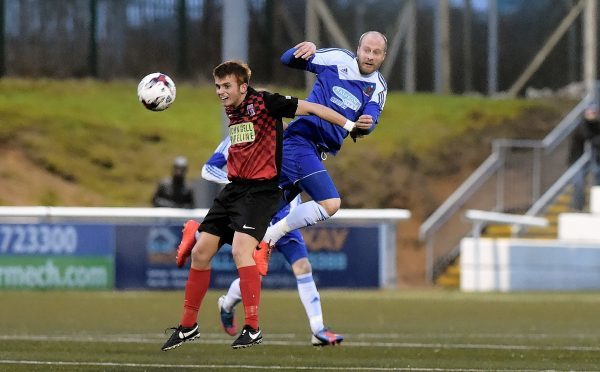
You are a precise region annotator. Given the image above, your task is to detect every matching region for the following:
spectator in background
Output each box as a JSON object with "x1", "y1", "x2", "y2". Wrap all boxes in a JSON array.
[
  {"x1": 152, "y1": 156, "x2": 195, "y2": 208},
  {"x1": 568, "y1": 103, "x2": 600, "y2": 211}
]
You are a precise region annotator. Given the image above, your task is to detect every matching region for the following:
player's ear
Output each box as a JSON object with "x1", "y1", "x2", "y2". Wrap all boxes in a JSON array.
[{"x1": 240, "y1": 83, "x2": 248, "y2": 94}]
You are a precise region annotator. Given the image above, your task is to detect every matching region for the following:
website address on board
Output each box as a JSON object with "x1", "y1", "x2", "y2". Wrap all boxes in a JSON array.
[{"x1": 0, "y1": 259, "x2": 110, "y2": 289}]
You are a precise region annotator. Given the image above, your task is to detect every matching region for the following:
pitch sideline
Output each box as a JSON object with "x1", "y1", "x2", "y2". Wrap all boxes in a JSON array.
[
  {"x1": 0, "y1": 333, "x2": 598, "y2": 352},
  {"x1": 0, "y1": 359, "x2": 561, "y2": 371}
]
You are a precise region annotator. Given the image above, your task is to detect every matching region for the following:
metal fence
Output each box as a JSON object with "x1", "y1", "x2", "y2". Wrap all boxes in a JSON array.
[
  {"x1": 4, "y1": 0, "x2": 220, "y2": 80},
  {"x1": 419, "y1": 94, "x2": 593, "y2": 282},
  {"x1": 0, "y1": 0, "x2": 320, "y2": 85},
  {"x1": 0, "y1": 0, "x2": 592, "y2": 93}
]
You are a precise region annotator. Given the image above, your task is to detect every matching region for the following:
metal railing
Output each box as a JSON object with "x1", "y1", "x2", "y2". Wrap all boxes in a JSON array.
[
  {"x1": 419, "y1": 94, "x2": 594, "y2": 283},
  {"x1": 525, "y1": 150, "x2": 591, "y2": 218},
  {"x1": 464, "y1": 209, "x2": 548, "y2": 240}
]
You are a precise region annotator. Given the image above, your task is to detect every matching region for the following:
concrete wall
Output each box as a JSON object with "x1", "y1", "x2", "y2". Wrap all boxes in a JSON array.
[
  {"x1": 559, "y1": 187, "x2": 600, "y2": 240},
  {"x1": 460, "y1": 238, "x2": 600, "y2": 291}
]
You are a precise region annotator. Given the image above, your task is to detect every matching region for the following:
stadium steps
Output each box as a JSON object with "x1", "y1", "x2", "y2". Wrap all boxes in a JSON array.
[
  {"x1": 436, "y1": 191, "x2": 575, "y2": 289},
  {"x1": 482, "y1": 224, "x2": 512, "y2": 238},
  {"x1": 435, "y1": 259, "x2": 460, "y2": 288},
  {"x1": 481, "y1": 191, "x2": 573, "y2": 240},
  {"x1": 521, "y1": 191, "x2": 576, "y2": 238},
  {"x1": 524, "y1": 191, "x2": 573, "y2": 238}
]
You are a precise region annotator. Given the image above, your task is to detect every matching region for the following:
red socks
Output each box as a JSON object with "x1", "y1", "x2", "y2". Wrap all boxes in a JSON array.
[
  {"x1": 180, "y1": 268, "x2": 211, "y2": 327},
  {"x1": 180, "y1": 266, "x2": 260, "y2": 330},
  {"x1": 238, "y1": 265, "x2": 261, "y2": 329}
]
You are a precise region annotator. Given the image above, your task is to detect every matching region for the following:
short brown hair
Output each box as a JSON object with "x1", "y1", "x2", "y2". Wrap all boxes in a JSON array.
[{"x1": 213, "y1": 61, "x2": 252, "y2": 85}]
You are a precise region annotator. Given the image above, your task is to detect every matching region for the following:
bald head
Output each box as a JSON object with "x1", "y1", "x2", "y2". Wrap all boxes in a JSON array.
[
  {"x1": 356, "y1": 31, "x2": 387, "y2": 75},
  {"x1": 358, "y1": 31, "x2": 388, "y2": 52}
]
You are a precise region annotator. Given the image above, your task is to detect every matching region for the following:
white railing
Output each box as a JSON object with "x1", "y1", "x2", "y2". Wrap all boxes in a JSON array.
[
  {"x1": 419, "y1": 92, "x2": 593, "y2": 283},
  {"x1": 464, "y1": 209, "x2": 548, "y2": 240},
  {"x1": 0, "y1": 207, "x2": 410, "y2": 221}
]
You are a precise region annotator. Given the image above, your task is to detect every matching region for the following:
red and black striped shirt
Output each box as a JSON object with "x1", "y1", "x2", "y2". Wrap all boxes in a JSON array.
[{"x1": 225, "y1": 87, "x2": 298, "y2": 181}]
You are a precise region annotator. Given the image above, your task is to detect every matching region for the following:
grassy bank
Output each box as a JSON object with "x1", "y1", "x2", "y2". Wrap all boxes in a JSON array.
[{"x1": 0, "y1": 78, "x2": 564, "y2": 207}]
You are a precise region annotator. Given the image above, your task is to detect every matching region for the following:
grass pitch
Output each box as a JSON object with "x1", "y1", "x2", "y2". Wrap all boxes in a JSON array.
[{"x1": 0, "y1": 290, "x2": 599, "y2": 371}]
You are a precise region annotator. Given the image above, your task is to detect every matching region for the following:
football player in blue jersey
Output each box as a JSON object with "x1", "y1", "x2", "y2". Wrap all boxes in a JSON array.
[
  {"x1": 257, "y1": 31, "x2": 388, "y2": 258},
  {"x1": 202, "y1": 136, "x2": 344, "y2": 346}
]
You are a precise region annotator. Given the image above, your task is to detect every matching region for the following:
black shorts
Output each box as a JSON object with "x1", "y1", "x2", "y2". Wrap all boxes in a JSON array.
[{"x1": 199, "y1": 179, "x2": 282, "y2": 245}]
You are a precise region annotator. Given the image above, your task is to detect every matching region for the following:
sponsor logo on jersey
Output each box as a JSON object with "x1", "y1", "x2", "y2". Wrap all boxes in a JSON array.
[
  {"x1": 229, "y1": 122, "x2": 255, "y2": 145},
  {"x1": 363, "y1": 84, "x2": 375, "y2": 97},
  {"x1": 330, "y1": 86, "x2": 361, "y2": 111}
]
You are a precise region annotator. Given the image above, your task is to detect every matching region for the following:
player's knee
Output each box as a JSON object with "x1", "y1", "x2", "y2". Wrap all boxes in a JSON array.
[
  {"x1": 230, "y1": 244, "x2": 253, "y2": 264},
  {"x1": 319, "y1": 198, "x2": 340, "y2": 216},
  {"x1": 292, "y1": 258, "x2": 312, "y2": 275},
  {"x1": 230, "y1": 245, "x2": 243, "y2": 262},
  {"x1": 190, "y1": 245, "x2": 211, "y2": 267}
]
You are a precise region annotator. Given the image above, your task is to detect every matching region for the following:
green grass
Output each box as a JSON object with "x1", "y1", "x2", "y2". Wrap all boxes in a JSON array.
[
  {"x1": 0, "y1": 290, "x2": 599, "y2": 370},
  {"x1": 376, "y1": 93, "x2": 540, "y2": 155},
  {"x1": 0, "y1": 78, "x2": 224, "y2": 205},
  {"x1": 0, "y1": 78, "x2": 567, "y2": 206}
]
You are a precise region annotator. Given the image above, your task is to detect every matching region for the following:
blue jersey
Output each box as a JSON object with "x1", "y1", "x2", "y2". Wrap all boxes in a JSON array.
[
  {"x1": 280, "y1": 47, "x2": 387, "y2": 154},
  {"x1": 201, "y1": 137, "x2": 231, "y2": 185}
]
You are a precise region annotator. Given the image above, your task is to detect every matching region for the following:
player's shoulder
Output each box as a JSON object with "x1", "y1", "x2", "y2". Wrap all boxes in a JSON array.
[
  {"x1": 253, "y1": 89, "x2": 290, "y2": 109},
  {"x1": 261, "y1": 89, "x2": 298, "y2": 103},
  {"x1": 316, "y1": 47, "x2": 355, "y2": 58},
  {"x1": 250, "y1": 87, "x2": 268, "y2": 100},
  {"x1": 375, "y1": 70, "x2": 387, "y2": 91},
  {"x1": 313, "y1": 48, "x2": 355, "y2": 64}
]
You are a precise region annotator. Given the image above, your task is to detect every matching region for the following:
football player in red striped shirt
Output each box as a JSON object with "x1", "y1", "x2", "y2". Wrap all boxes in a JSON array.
[{"x1": 162, "y1": 60, "x2": 361, "y2": 350}]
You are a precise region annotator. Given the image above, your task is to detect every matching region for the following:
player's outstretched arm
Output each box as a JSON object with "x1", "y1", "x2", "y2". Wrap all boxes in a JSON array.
[
  {"x1": 201, "y1": 162, "x2": 229, "y2": 185},
  {"x1": 201, "y1": 139, "x2": 230, "y2": 185},
  {"x1": 280, "y1": 41, "x2": 317, "y2": 69},
  {"x1": 295, "y1": 100, "x2": 371, "y2": 133}
]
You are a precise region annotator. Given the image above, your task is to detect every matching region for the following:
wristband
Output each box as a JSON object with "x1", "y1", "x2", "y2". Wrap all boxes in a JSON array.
[{"x1": 343, "y1": 120, "x2": 356, "y2": 132}]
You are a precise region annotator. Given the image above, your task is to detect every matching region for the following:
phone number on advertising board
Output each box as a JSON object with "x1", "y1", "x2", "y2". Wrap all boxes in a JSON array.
[{"x1": 0, "y1": 225, "x2": 78, "y2": 254}]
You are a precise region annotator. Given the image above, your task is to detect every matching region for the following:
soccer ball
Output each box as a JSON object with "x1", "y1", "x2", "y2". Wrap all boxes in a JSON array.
[{"x1": 137, "y1": 72, "x2": 176, "y2": 111}]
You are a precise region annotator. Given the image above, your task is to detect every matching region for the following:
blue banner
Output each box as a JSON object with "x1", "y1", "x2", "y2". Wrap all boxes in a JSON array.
[
  {"x1": 114, "y1": 224, "x2": 381, "y2": 289},
  {"x1": 264, "y1": 226, "x2": 380, "y2": 288},
  {"x1": 0, "y1": 223, "x2": 384, "y2": 290},
  {"x1": 0, "y1": 224, "x2": 115, "y2": 289},
  {"x1": 0, "y1": 224, "x2": 114, "y2": 256},
  {"x1": 115, "y1": 224, "x2": 190, "y2": 289}
]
